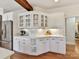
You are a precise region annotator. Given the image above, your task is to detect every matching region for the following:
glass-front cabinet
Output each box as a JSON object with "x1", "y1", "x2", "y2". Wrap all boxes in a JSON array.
[{"x1": 19, "y1": 12, "x2": 48, "y2": 29}]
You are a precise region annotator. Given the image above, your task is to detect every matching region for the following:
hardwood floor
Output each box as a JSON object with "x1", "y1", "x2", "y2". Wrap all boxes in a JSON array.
[{"x1": 11, "y1": 40, "x2": 79, "y2": 59}]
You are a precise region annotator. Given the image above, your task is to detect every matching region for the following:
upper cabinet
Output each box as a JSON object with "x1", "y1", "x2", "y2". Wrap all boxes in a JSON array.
[
  {"x1": 18, "y1": 12, "x2": 65, "y2": 29},
  {"x1": 18, "y1": 12, "x2": 48, "y2": 29}
]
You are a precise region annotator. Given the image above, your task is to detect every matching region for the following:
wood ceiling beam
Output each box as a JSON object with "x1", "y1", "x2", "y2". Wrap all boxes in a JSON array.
[{"x1": 15, "y1": 0, "x2": 33, "y2": 11}]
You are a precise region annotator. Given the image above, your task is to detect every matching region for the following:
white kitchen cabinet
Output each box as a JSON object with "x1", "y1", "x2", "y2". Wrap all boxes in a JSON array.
[
  {"x1": 13, "y1": 37, "x2": 31, "y2": 54},
  {"x1": 19, "y1": 13, "x2": 32, "y2": 28},
  {"x1": 18, "y1": 12, "x2": 66, "y2": 29},
  {"x1": 19, "y1": 38, "x2": 26, "y2": 52},
  {"x1": 13, "y1": 37, "x2": 20, "y2": 51},
  {"x1": 50, "y1": 37, "x2": 58, "y2": 53},
  {"x1": 29, "y1": 38, "x2": 38, "y2": 55},
  {"x1": 36, "y1": 37, "x2": 49, "y2": 55},
  {"x1": 56, "y1": 37, "x2": 66, "y2": 54},
  {"x1": 30, "y1": 37, "x2": 50, "y2": 55},
  {"x1": 19, "y1": 37, "x2": 31, "y2": 54},
  {"x1": 13, "y1": 36, "x2": 66, "y2": 55},
  {"x1": 50, "y1": 37, "x2": 66, "y2": 54},
  {"x1": 19, "y1": 15, "x2": 24, "y2": 28},
  {"x1": 18, "y1": 12, "x2": 48, "y2": 29},
  {"x1": 19, "y1": 12, "x2": 65, "y2": 29},
  {"x1": 24, "y1": 38, "x2": 31, "y2": 54}
]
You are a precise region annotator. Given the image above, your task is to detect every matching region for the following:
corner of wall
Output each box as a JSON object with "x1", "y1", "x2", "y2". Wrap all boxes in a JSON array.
[{"x1": 0, "y1": 8, "x2": 3, "y2": 15}]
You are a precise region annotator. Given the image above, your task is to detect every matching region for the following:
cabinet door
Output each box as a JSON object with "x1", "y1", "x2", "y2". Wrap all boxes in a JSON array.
[
  {"x1": 24, "y1": 14, "x2": 32, "y2": 28},
  {"x1": 19, "y1": 38, "x2": 31, "y2": 54},
  {"x1": 19, "y1": 38, "x2": 26, "y2": 53},
  {"x1": 29, "y1": 38, "x2": 38, "y2": 55},
  {"x1": 37, "y1": 38, "x2": 49, "y2": 55},
  {"x1": 24, "y1": 38, "x2": 31, "y2": 54},
  {"x1": 13, "y1": 37, "x2": 20, "y2": 51},
  {"x1": 32, "y1": 14, "x2": 39, "y2": 28},
  {"x1": 19, "y1": 14, "x2": 33, "y2": 29},
  {"x1": 57, "y1": 37, "x2": 66, "y2": 54},
  {"x1": 19, "y1": 16, "x2": 25, "y2": 28},
  {"x1": 50, "y1": 37, "x2": 57, "y2": 53}
]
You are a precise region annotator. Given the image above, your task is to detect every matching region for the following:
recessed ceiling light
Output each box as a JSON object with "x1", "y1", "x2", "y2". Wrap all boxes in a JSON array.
[{"x1": 54, "y1": 0, "x2": 59, "y2": 2}]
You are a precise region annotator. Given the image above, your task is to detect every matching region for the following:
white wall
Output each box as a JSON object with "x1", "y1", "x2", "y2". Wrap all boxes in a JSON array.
[
  {"x1": 3, "y1": 12, "x2": 14, "y2": 21},
  {"x1": 47, "y1": 4, "x2": 79, "y2": 17},
  {"x1": 0, "y1": 8, "x2": 3, "y2": 15},
  {"x1": 48, "y1": 12, "x2": 65, "y2": 35}
]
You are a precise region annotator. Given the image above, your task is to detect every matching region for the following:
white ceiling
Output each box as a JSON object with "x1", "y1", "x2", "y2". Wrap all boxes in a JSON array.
[
  {"x1": 27, "y1": 0, "x2": 79, "y2": 9},
  {"x1": 0, "y1": 0, "x2": 79, "y2": 12},
  {"x1": 0, "y1": 0, "x2": 23, "y2": 12}
]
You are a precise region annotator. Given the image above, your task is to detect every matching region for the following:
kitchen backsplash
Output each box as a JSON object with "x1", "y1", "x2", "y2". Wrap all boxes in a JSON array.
[{"x1": 16, "y1": 29, "x2": 65, "y2": 37}]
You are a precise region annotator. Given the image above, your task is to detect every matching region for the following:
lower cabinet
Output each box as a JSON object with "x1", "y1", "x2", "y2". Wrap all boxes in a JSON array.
[
  {"x1": 50, "y1": 37, "x2": 66, "y2": 54},
  {"x1": 13, "y1": 36, "x2": 66, "y2": 55},
  {"x1": 36, "y1": 37, "x2": 49, "y2": 54},
  {"x1": 50, "y1": 37, "x2": 58, "y2": 53},
  {"x1": 56, "y1": 38, "x2": 66, "y2": 54},
  {"x1": 19, "y1": 38, "x2": 31, "y2": 54},
  {"x1": 13, "y1": 37, "x2": 31, "y2": 54},
  {"x1": 30, "y1": 38, "x2": 38, "y2": 55},
  {"x1": 13, "y1": 37, "x2": 20, "y2": 51}
]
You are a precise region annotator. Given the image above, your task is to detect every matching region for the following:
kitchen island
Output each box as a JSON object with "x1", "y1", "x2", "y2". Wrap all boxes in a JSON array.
[{"x1": 0, "y1": 47, "x2": 14, "y2": 59}]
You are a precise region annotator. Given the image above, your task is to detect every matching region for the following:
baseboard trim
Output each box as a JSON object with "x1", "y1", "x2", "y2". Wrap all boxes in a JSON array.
[{"x1": 75, "y1": 39, "x2": 79, "y2": 41}]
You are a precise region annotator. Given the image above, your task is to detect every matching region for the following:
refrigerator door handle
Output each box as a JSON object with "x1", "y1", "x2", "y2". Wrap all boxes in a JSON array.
[{"x1": 4, "y1": 24, "x2": 6, "y2": 39}]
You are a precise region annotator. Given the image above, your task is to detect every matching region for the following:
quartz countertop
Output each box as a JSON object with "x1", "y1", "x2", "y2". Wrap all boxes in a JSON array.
[
  {"x1": 14, "y1": 34, "x2": 64, "y2": 38},
  {"x1": 30, "y1": 35, "x2": 65, "y2": 39},
  {"x1": 0, "y1": 47, "x2": 14, "y2": 59}
]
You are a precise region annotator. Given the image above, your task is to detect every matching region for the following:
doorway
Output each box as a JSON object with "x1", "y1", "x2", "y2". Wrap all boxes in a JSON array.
[{"x1": 75, "y1": 17, "x2": 79, "y2": 40}]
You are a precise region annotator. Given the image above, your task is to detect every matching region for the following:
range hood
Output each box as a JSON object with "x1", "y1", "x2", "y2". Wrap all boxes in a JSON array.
[{"x1": 15, "y1": 0, "x2": 33, "y2": 11}]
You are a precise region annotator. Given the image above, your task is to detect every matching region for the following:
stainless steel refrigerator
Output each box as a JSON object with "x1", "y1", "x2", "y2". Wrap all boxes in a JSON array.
[
  {"x1": 1, "y1": 20, "x2": 13, "y2": 50},
  {"x1": 0, "y1": 15, "x2": 2, "y2": 46}
]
